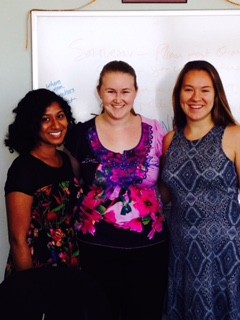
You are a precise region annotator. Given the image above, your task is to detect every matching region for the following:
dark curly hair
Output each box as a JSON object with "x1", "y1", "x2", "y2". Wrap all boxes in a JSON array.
[{"x1": 4, "y1": 88, "x2": 76, "y2": 154}]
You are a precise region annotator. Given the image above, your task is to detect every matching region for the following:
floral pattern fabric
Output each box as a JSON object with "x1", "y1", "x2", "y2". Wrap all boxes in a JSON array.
[
  {"x1": 68, "y1": 116, "x2": 167, "y2": 246},
  {"x1": 4, "y1": 153, "x2": 80, "y2": 278}
]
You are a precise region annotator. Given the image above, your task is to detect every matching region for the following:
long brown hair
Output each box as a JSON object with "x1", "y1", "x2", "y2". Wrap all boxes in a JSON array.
[{"x1": 172, "y1": 60, "x2": 237, "y2": 129}]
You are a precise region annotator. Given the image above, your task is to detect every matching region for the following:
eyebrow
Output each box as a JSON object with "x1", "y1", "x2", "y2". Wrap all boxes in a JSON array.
[
  {"x1": 183, "y1": 84, "x2": 213, "y2": 88},
  {"x1": 105, "y1": 87, "x2": 132, "y2": 91}
]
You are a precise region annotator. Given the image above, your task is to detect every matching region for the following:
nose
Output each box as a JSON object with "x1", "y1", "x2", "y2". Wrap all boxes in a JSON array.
[
  {"x1": 51, "y1": 117, "x2": 61, "y2": 128},
  {"x1": 191, "y1": 90, "x2": 201, "y2": 101},
  {"x1": 114, "y1": 92, "x2": 122, "y2": 102}
]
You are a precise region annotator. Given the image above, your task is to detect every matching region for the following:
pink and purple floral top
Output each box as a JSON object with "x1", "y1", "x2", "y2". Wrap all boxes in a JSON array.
[{"x1": 65, "y1": 115, "x2": 168, "y2": 248}]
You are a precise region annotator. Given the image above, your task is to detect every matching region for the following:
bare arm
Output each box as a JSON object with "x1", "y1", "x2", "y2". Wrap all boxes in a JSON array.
[
  {"x1": 159, "y1": 130, "x2": 175, "y2": 205},
  {"x1": 6, "y1": 192, "x2": 33, "y2": 271},
  {"x1": 223, "y1": 125, "x2": 240, "y2": 186}
]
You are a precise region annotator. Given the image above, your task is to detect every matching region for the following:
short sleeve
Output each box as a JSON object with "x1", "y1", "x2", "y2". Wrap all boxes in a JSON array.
[
  {"x1": 4, "y1": 156, "x2": 37, "y2": 195},
  {"x1": 153, "y1": 119, "x2": 167, "y2": 158},
  {"x1": 141, "y1": 116, "x2": 167, "y2": 158},
  {"x1": 64, "y1": 118, "x2": 96, "y2": 163},
  {"x1": 64, "y1": 123, "x2": 81, "y2": 157}
]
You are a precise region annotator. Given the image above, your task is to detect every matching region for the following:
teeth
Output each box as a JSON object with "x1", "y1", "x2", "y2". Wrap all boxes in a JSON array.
[
  {"x1": 191, "y1": 106, "x2": 202, "y2": 109},
  {"x1": 50, "y1": 132, "x2": 61, "y2": 137}
]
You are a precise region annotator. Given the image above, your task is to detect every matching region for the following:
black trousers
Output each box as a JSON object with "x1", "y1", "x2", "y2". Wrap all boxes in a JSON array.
[
  {"x1": 79, "y1": 241, "x2": 169, "y2": 320},
  {"x1": 0, "y1": 267, "x2": 112, "y2": 320}
]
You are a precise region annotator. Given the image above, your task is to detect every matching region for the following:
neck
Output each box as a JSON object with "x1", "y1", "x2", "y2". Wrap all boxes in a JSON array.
[
  {"x1": 184, "y1": 119, "x2": 215, "y2": 140},
  {"x1": 100, "y1": 112, "x2": 137, "y2": 128},
  {"x1": 31, "y1": 145, "x2": 62, "y2": 167}
]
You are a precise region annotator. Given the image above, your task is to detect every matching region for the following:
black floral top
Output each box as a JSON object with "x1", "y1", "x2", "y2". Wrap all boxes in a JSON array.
[{"x1": 4, "y1": 151, "x2": 81, "y2": 278}]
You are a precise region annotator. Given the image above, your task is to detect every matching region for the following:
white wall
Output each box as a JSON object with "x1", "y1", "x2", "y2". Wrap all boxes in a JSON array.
[{"x1": 0, "y1": 0, "x2": 239, "y2": 282}]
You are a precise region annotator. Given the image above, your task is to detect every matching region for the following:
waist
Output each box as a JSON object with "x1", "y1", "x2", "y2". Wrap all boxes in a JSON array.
[{"x1": 77, "y1": 220, "x2": 169, "y2": 249}]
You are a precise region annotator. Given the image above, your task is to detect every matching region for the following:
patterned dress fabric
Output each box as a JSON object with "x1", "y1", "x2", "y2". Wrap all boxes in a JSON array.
[
  {"x1": 4, "y1": 152, "x2": 80, "y2": 278},
  {"x1": 161, "y1": 126, "x2": 240, "y2": 320},
  {"x1": 65, "y1": 115, "x2": 168, "y2": 248}
]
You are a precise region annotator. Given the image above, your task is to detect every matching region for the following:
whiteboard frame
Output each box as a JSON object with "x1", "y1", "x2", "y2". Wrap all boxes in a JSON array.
[
  {"x1": 31, "y1": 9, "x2": 240, "y2": 89},
  {"x1": 31, "y1": 9, "x2": 240, "y2": 127}
]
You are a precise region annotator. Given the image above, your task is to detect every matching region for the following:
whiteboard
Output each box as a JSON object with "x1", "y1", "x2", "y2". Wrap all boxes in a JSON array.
[{"x1": 31, "y1": 10, "x2": 240, "y2": 130}]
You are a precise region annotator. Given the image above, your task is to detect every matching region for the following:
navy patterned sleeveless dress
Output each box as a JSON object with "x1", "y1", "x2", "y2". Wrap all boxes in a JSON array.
[{"x1": 161, "y1": 126, "x2": 240, "y2": 320}]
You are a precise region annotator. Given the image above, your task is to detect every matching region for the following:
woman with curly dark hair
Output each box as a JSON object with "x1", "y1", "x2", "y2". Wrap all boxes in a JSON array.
[
  {"x1": 0, "y1": 88, "x2": 113, "y2": 320},
  {"x1": 4, "y1": 88, "x2": 79, "y2": 277}
]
